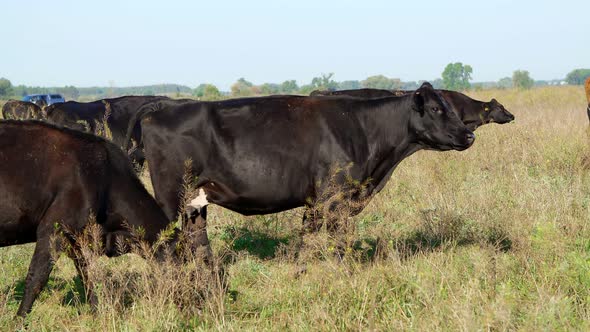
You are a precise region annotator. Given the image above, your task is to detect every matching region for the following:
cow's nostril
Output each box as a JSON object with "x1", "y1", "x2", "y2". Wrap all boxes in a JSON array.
[{"x1": 466, "y1": 132, "x2": 475, "y2": 144}]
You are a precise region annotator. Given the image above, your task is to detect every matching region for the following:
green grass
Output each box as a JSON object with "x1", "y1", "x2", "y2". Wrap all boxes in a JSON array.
[{"x1": 2, "y1": 86, "x2": 590, "y2": 330}]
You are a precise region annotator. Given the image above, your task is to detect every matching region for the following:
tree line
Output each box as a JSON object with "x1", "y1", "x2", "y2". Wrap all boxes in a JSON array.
[{"x1": 1, "y1": 66, "x2": 588, "y2": 101}]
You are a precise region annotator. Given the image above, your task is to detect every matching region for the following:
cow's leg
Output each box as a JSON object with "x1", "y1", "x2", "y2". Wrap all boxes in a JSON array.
[
  {"x1": 185, "y1": 190, "x2": 213, "y2": 265},
  {"x1": 295, "y1": 208, "x2": 324, "y2": 276},
  {"x1": 145, "y1": 151, "x2": 184, "y2": 221},
  {"x1": 128, "y1": 145, "x2": 145, "y2": 170},
  {"x1": 16, "y1": 229, "x2": 55, "y2": 317},
  {"x1": 70, "y1": 250, "x2": 98, "y2": 311},
  {"x1": 184, "y1": 206, "x2": 213, "y2": 264},
  {"x1": 302, "y1": 206, "x2": 323, "y2": 233},
  {"x1": 18, "y1": 189, "x2": 101, "y2": 317},
  {"x1": 325, "y1": 191, "x2": 370, "y2": 261}
]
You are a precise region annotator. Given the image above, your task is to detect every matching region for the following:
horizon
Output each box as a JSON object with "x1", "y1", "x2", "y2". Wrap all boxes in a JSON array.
[{"x1": 1, "y1": 0, "x2": 588, "y2": 90}]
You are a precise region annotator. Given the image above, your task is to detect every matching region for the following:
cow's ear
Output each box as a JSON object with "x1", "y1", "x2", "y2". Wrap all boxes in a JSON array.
[
  {"x1": 419, "y1": 82, "x2": 434, "y2": 89},
  {"x1": 413, "y1": 90, "x2": 425, "y2": 114}
]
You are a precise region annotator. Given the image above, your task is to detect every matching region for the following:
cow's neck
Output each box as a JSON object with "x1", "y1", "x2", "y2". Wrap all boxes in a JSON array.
[
  {"x1": 108, "y1": 177, "x2": 172, "y2": 245},
  {"x1": 460, "y1": 100, "x2": 487, "y2": 131},
  {"x1": 355, "y1": 96, "x2": 424, "y2": 193}
]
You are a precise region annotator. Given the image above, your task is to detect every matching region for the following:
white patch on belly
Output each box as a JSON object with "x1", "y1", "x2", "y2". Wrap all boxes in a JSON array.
[{"x1": 188, "y1": 188, "x2": 209, "y2": 209}]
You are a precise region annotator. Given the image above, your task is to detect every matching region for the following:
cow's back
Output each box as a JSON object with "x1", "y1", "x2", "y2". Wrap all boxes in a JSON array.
[{"x1": 104, "y1": 95, "x2": 169, "y2": 146}]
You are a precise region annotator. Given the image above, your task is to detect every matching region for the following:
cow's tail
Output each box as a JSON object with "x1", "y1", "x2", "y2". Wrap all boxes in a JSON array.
[
  {"x1": 124, "y1": 101, "x2": 161, "y2": 152},
  {"x1": 585, "y1": 76, "x2": 590, "y2": 104}
]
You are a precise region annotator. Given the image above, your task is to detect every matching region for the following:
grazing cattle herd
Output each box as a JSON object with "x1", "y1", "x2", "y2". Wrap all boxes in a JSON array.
[{"x1": 0, "y1": 80, "x2": 529, "y2": 316}]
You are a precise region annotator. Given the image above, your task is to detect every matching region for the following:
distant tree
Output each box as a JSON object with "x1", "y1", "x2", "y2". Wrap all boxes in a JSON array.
[
  {"x1": 361, "y1": 75, "x2": 402, "y2": 90},
  {"x1": 202, "y1": 84, "x2": 221, "y2": 99},
  {"x1": 338, "y1": 80, "x2": 361, "y2": 90},
  {"x1": 565, "y1": 69, "x2": 590, "y2": 85},
  {"x1": 431, "y1": 78, "x2": 444, "y2": 89},
  {"x1": 441, "y1": 62, "x2": 472, "y2": 91},
  {"x1": 401, "y1": 81, "x2": 419, "y2": 90},
  {"x1": 193, "y1": 83, "x2": 208, "y2": 97},
  {"x1": 498, "y1": 77, "x2": 513, "y2": 89},
  {"x1": 193, "y1": 83, "x2": 221, "y2": 99},
  {"x1": 0, "y1": 77, "x2": 13, "y2": 97},
  {"x1": 12, "y1": 84, "x2": 28, "y2": 97},
  {"x1": 260, "y1": 83, "x2": 280, "y2": 95},
  {"x1": 298, "y1": 84, "x2": 316, "y2": 95},
  {"x1": 310, "y1": 73, "x2": 339, "y2": 91},
  {"x1": 280, "y1": 80, "x2": 299, "y2": 94},
  {"x1": 231, "y1": 77, "x2": 255, "y2": 96},
  {"x1": 60, "y1": 85, "x2": 79, "y2": 100},
  {"x1": 512, "y1": 70, "x2": 534, "y2": 89}
]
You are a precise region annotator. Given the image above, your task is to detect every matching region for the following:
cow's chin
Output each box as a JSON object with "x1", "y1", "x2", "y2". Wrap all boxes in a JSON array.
[
  {"x1": 450, "y1": 142, "x2": 472, "y2": 151},
  {"x1": 421, "y1": 134, "x2": 458, "y2": 151},
  {"x1": 423, "y1": 139, "x2": 472, "y2": 152}
]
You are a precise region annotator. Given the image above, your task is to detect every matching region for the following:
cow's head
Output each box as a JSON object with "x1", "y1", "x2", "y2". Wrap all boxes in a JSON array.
[
  {"x1": 410, "y1": 82, "x2": 475, "y2": 151},
  {"x1": 483, "y1": 98, "x2": 514, "y2": 124}
]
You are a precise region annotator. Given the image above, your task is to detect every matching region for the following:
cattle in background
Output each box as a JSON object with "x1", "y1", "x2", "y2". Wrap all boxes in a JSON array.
[
  {"x1": 0, "y1": 121, "x2": 181, "y2": 316},
  {"x1": 310, "y1": 88, "x2": 514, "y2": 131},
  {"x1": 585, "y1": 77, "x2": 590, "y2": 122},
  {"x1": 127, "y1": 83, "x2": 474, "y2": 247},
  {"x1": 1, "y1": 100, "x2": 44, "y2": 120},
  {"x1": 310, "y1": 88, "x2": 406, "y2": 98},
  {"x1": 44, "y1": 96, "x2": 168, "y2": 164},
  {"x1": 45, "y1": 100, "x2": 105, "y2": 131}
]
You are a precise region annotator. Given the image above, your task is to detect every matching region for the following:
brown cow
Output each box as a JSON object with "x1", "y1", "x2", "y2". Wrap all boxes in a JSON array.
[
  {"x1": 0, "y1": 121, "x2": 184, "y2": 316},
  {"x1": 1, "y1": 100, "x2": 44, "y2": 120}
]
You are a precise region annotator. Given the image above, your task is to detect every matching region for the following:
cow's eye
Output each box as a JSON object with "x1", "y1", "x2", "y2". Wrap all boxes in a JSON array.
[{"x1": 431, "y1": 107, "x2": 442, "y2": 114}]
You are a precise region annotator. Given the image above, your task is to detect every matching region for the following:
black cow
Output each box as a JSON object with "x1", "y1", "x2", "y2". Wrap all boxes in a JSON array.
[
  {"x1": 44, "y1": 96, "x2": 169, "y2": 164},
  {"x1": 1, "y1": 100, "x2": 44, "y2": 120},
  {"x1": 0, "y1": 121, "x2": 179, "y2": 317},
  {"x1": 439, "y1": 91, "x2": 514, "y2": 131},
  {"x1": 310, "y1": 88, "x2": 514, "y2": 131},
  {"x1": 310, "y1": 88, "x2": 405, "y2": 98},
  {"x1": 45, "y1": 100, "x2": 105, "y2": 132},
  {"x1": 127, "y1": 83, "x2": 474, "y2": 241}
]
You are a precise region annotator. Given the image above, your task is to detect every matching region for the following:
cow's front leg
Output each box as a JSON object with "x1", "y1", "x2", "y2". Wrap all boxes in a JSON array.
[
  {"x1": 17, "y1": 233, "x2": 55, "y2": 317},
  {"x1": 67, "y1": 245, "x2": 98, "y2": 312}
]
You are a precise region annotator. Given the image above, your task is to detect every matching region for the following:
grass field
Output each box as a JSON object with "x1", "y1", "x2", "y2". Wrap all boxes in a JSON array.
[{"x1": 1, "y1": 86, "x2": 590, "y2": 330}]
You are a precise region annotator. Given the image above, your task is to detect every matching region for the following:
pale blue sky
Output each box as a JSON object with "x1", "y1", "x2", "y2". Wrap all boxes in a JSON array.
[{"x1": 1, "y1": 0, "x2": 588, "y2": 89}]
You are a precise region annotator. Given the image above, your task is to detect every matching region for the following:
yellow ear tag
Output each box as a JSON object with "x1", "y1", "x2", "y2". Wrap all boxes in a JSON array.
[{"x1": 484, "y1": 107, "x2": 490, "y2": 112}]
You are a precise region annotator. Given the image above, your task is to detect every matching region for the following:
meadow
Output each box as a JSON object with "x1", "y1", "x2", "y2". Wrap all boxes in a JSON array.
[{"x1": 1, "y1": 86, "x2": 590, "y2": 331}]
